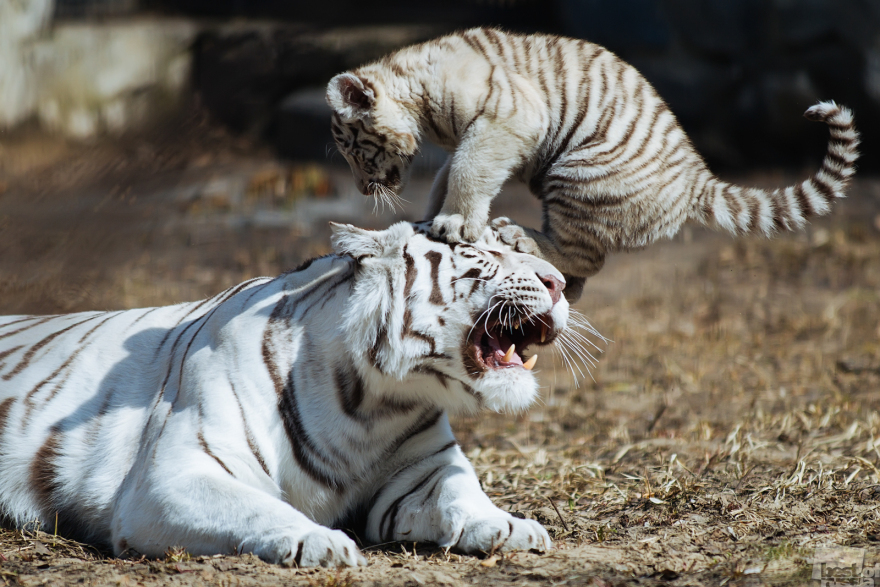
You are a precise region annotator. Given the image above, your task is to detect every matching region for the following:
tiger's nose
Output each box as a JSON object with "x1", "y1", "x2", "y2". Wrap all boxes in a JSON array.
[{"x1": 538, "y1": 274, "x2": 565, "y2": 305}]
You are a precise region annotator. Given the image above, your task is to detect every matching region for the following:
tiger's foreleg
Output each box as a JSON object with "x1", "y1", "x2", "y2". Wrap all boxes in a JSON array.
[
  {"x1": 111, "y1": 450, "x2": 365, "y2": 567},
  {"x1": 490, "y1": 217, "x2": 599, "y2": 303},
  {"x1": 366, "y1": 422, "x2": 551, "y2": 554}
]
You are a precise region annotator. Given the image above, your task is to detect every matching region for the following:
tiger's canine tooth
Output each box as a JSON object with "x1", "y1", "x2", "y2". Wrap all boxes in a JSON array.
[
  {"x1": 503, "y1": 344, "x2": 515, "y2": 363},
  {"x1": 540, "y1": 324, "x2": 547, "y2": 343},
  {"x1": 523, "y1": 355, "x2": 538, "y2": 370}
]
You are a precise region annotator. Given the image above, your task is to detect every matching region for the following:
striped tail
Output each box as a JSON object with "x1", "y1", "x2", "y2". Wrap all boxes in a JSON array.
[{"x1": 691, "y1": 101, "x2": 859, "y2": 236}]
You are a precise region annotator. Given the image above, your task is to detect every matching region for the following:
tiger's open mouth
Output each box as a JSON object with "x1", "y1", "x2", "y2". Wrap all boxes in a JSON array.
[{"x1": 469, "y1": 312, "x2": 558, "y2": 372}]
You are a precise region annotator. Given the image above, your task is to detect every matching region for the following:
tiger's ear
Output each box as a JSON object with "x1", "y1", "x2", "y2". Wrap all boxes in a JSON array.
[
  {"x1": 330, "y1": 222, "x2": 413, "y2": 260},
  {"x1": 326, "y1": 73, "x2": 375, "y2": 120}
]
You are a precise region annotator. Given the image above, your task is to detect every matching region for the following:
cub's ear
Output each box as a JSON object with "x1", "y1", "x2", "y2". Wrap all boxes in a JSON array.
[
  {"x1": 330, "y1": 222, "x2": 414, "y2": 261},
  {"x1": 326, "y1": 73, "x2": 375, "y2": 120}
]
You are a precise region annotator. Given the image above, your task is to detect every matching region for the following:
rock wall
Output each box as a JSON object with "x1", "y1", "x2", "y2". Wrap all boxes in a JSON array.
[{"x1": 0, "y1": 0, "x2": 195, "y2": 138}]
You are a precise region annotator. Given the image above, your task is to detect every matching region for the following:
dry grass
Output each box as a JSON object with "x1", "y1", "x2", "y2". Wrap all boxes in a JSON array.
[{"x1": 1, "y1": 124, "x2": 880, "y2": 585}]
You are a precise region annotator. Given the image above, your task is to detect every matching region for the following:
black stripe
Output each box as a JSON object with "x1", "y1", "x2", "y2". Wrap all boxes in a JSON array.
[
  {"x1": 161, "y1": 278, "x2": 267, "y2": 393},
  {"x1": 263, "y1": 299, "x2": 341, "y2": 488},
  {"x1": 461, "y1": 32, "x2": 491, "y2": 61},
  {"x1": 173, "y1": 294, "x2": 246, "y2": 396},
  {"x1": 242, "y1": 279, "x2": 276, "y2": 306},
  {"x1": 335, "y1": 367, "x2": 365, "y2": 419},
  {"x1": 365, "y1": 439, "x2": 457, "y2": 533},
  {"x1": 30, "y1": 429, "x2": 61, "y2": 518},
  {"x1": 615, "y1": 102, "x2": 665, "y2": 168},
  {"x1": 829, "y1": 136, "x2": 857, "y2": 147},
  {"x1": 217, "y1": 277, "x2": 269, "y2": 303},
  {"x1": 381, "y1": 466, "x2": 445, "y2": 541},
  {"x1": 424, "y1": 251, "x2": 444, "y2": 305},
  {"x1": 157, "y1": 312, "x2": 207, "y2": 396},
  {"x1": 2, "y1": 315, "x2": 101, "y2": 381},
  {"x1": 0, "y1": 344, "x2": 24, "y2": 366},
  {"x1": 78, "y1": 312, "x2": 120, "y2": 343},
  {"x1": 811, "y1": 177, "x2": 836, "y2": 202},
  {"x1": 827, "y1": 121, "x2": 851, "y2": 131},
  {"x1": 23, "y1": 351, "x2": 81, "y2": 420},
  {"x1": 387, "y1": 408, "x2": 443, "y2": 458},
  {"x1": 449, "y1": 95, "x2": 459, "y2": 137},
  {"x1": 768, "y1": 188, "x2": 785, "y2": 231},
  {"x1": 452, "y1": 268, "x2": 482, "y2": 285},
  {"x1": 24, "y1": 310, "x2": 126, "y2": 421},
  {"x1": 0, "y1": 316, "x2": 58, "y2": 342},
  {"x1": 0, "y1": 316, "x2": 55, "y2": 331},
  {"x1": 294, "y1": 272, "x2": 355, "y2": 319},
  {"x1": 198, "y1": 429, "x2": 234, "y2": 477},
  {"x1": 482, "y1": 28, "x2": 505, "y2": 59},
  {"x1": 819, "y1": 163, "x2": 846, "y2": 183},
  {"x1": 230, "y1": 381, "x2": 271, "y2": 477},
  {"x1": 277, "y1": 368, "x2": 340, "y2": 489},
  {"x1": 824, "y1": 151, "x2": 849, "y2": 170},
  {"x1": 794, "y1": 184, "x2": 812, "y2": 217},
  {"x1": 743, "y1": 188, "x2": 761, "y2": 232},
  {"x1": 0, "y1": 398, "x2": 14, "y2": 439},
  {"x1": 368, "y1": 323, "x2": 388, "y2": 373},
  {"x1": 415, "y1": 365, "x2": 449, "y2": 388},
  {"x1": 403, "y1": 246, "x2": 416, "y2": 300},
  {"x1": 128, "y1": 307, "x2": 159, "y2": 328}
]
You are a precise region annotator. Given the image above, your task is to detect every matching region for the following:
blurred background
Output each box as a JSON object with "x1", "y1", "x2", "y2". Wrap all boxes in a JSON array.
[{"x1": 0, "y1": 0, "x2": 878, "y2": 317}]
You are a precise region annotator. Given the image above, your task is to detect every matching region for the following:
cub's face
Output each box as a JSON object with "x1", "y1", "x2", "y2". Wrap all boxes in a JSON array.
[
  {"x1": 326, "y1": 73, "x2": 419, "y2": 207},
  {"x1": 332, "y1": 222, "x2": 570, "y2": 413},
  {"x1": 330, "y1": 112, "x2": 416, "y2": 202}
]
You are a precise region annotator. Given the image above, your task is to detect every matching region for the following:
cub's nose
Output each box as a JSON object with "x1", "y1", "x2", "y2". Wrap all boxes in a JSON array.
[{"x1": 538, "y1": 274, "x2": 565, "y2": 305}]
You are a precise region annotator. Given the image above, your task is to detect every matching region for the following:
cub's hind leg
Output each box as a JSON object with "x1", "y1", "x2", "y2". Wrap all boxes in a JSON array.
[{"x1": 490, "y1": 215, "x2": 604, "y2": 303}]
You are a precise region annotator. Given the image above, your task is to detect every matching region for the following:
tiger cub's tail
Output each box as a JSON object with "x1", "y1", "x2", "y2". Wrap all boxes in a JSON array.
[{"x1": 690, "y1": 101, "x2": 859, "y2": 236}]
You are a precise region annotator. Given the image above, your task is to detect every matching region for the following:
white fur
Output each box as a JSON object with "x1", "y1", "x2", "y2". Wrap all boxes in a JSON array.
[{"x1": 0, "y1": 222, "x2": 565, "y2": 566}]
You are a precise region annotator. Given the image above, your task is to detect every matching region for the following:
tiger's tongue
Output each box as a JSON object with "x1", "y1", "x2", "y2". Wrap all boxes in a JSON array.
[{"x1": 489, "y1": 333, "x2": 523, "y2": 366}]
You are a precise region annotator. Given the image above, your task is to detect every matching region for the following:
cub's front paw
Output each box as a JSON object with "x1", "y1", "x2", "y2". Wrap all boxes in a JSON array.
[
  {"x1": 247, "y1": 527, "x2": 366, "y2": 568},
  {"x1": 430, "y1": 214, "x2": 483, "y2": 243},
  {"x1": 455, "y1": 515, "x2": 551, "y2": 555},
  {"x1": 490, "y1": 217, "x2": 540, "y2": 256}
]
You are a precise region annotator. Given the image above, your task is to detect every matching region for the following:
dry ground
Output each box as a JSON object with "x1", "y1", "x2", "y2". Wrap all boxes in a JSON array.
[{"x1": 2, "y1": 118, "x2": 880, "y2": 586}]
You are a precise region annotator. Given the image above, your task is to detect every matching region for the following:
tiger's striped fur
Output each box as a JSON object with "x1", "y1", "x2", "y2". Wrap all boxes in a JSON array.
[
  {"x1": 0, "y1": 222, "x2": 568, "y2": 566},
  {"x1": 327, "y1": 27, "x2": 860, "y2": 301}
]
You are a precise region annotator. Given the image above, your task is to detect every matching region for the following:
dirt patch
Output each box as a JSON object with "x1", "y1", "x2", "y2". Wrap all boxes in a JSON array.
[{"x1": 2, "y1": 122, "x2": 880, "y2": 586}]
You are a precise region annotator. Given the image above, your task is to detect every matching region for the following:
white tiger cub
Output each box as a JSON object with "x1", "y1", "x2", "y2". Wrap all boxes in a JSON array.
[
  {"x1": 0, "y1": 222, "x2": 568, "y2": 566},
  {"x1": 327, "y1": 27, "x2": 860, "y2": 301}
]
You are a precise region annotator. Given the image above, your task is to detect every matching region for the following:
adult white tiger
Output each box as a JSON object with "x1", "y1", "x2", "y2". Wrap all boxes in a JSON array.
[
  {"x1": 0, "y1": 222, "x2": 569, "y2": 567},
  {"x1": 326, "y1": 27, "x2": 860, "y2": 301}
]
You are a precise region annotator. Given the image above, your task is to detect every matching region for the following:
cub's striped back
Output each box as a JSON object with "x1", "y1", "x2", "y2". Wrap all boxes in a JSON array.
[{"x1": 327, "y1": 28, "x2": 859, "y2": 300}]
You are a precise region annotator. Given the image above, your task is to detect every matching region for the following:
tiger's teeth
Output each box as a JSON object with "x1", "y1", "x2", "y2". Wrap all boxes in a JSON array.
[
  {"x1": 523, "y1": 355, "x2": 538, "y2": 370},
  {"x1": 540, "y1": 324, "x2": 547, "y2": 343},
  {"x1": 502, "y1": 344, "x2": 516, "y2": 363}
]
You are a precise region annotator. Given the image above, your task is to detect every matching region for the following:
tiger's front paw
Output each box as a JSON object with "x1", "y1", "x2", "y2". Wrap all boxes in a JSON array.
[
  {"x1": 490, "y1": 217, "x2": 540, "y2": 256},
  {"x1": 245, "y1": 527, "x2": 366, "y2": 568},
  {"x1": 455, "y1": 514, "x2": 551, "y2": 555},
  {"x1": 430, "y1": 213, "x2": 483, "y2": 243}
]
